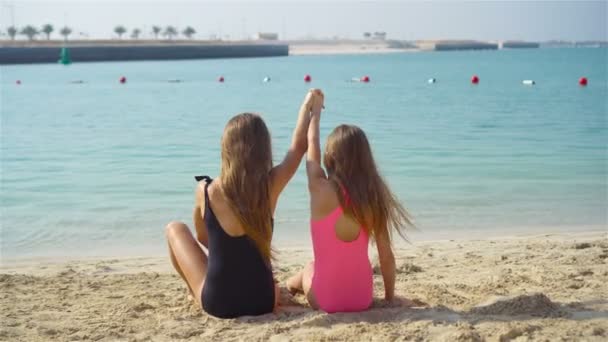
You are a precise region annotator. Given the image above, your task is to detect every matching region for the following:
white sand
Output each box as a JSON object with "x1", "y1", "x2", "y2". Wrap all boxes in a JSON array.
[{"x1": 1, "y1": 231, "x2": 607, "y2": 341}]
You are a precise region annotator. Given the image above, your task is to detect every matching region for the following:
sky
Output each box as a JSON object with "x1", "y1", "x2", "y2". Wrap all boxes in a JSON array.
[{"x1": 0, "y1": 0, "x2": 606, "y2": 41}]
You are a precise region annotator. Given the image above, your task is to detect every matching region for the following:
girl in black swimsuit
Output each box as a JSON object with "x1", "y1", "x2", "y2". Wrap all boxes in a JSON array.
[{"x1": 165, "y1": 89, "x2": 325, "y2": 318}]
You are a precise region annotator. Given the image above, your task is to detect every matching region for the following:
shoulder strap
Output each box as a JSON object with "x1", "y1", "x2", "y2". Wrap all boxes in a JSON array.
[
  {"x1": 195, "y1": 175, "x2": 213, "y2": 206},
  {"x1": 194, "y1": 175, "x2": 212, "y2": 183}
]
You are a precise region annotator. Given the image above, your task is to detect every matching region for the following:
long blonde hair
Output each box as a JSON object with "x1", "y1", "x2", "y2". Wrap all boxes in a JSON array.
[
  {"x1": 220, "y1": 113, "x2": 273, "y2": 262},
  {"x1": 323, "y1": 124, "x2": 413, "y2": 242}
]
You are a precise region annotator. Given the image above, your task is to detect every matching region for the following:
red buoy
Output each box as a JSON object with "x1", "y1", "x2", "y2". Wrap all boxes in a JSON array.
[
  {"x1": 218, "y1": 76, "x2": 225, "y2": 83},
  {"x1": 16, "y1": 80, "x2": 21, "y2": 85},
  {"x1": 360, "y1": 76, "x2": 370, "y2": 83},
  {"x1": 471, "y1": 75, "x2": 479, "y2": 84},
  {"x1": 304, "y1": 74, "x2": 312, "y2": 82},
  {"x1": 579, "y1": 77, "x2": 588, "y2": 86},
  {"x1": 119, "y1": 76, "x2": 127, "y2": 84}
]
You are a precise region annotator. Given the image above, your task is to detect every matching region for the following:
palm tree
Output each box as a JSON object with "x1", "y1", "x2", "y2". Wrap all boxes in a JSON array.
[
  {"x1": 182, "y1": 26, "x2": 196, "y2": 39},
  {"x1": 114, "y1": 25, "x2": 127, "y2": 39},
  {"x1": 60, "y1": 26, "x2": 72, "y2": 41},
  {"x1": 20, "y1": 25, "x2": 39, "y2": 41},
  {"x1": 131, "y1": 28, "x2": 141, "y2": 39},
  {"x1": 7, "y1": 26, "x2": 17, "y2": 40},
  {"x1": 152, "y1": 26, "x2": 161, "y2": 39},
  {"x1": 163, "y1": 26, "x2": 177, "y2": 40},
  {"x1": 41, "y1": 24, "x2": 54, "y2": 40}
]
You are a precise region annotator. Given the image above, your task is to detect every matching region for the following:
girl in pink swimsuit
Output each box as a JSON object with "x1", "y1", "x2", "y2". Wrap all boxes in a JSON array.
[{"x1": 287, "y1": 90, "x2": 414, "y2": 313}]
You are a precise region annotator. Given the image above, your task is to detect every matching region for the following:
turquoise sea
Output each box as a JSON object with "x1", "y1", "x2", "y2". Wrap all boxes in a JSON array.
[{"x1": 1, "y1": 48, "x2": 607, "y2": 258}]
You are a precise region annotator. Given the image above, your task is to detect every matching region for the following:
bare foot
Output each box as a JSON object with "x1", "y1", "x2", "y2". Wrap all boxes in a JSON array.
[
  {"x1": 278, "y1": 285, "x2": 301, "y2": 306},
  {"x1": 285, "y1": 280, "x2": 302, "y2": 296}
]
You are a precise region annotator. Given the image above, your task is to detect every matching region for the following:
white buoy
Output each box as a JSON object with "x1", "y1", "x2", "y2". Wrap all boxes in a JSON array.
[
  {"x1": 428, "y1": 78, "x2": 436, "y2": 84},
  {"x1": 263, "y1": 77, "x2": 271, "y2": 82},
  {"x1": 522, "y1": 80, "x2": 535, "y2": 85}
]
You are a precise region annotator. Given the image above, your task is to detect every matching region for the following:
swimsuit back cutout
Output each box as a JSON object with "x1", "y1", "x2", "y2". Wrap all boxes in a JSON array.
[
  {"x1": 196, "y1": 175, "x2": 275, "y2": 318},
  {"x1": 310, "y1": 187, "x2": 373, "y2": 313}
]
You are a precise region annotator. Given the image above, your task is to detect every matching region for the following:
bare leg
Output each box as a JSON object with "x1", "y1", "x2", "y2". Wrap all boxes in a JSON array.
[
  {"x1": 165, "y1": 221, "x2": 208, "y2": 308},
  {"x1": 286, "y1": 269, "x2": 304, "y2": 295},
  {"x1": 287, "y1": 261, "x2": 318, "y2": 309},
  {"x1": 168, "y1": 240, "x2": 193, "y2": 295}
]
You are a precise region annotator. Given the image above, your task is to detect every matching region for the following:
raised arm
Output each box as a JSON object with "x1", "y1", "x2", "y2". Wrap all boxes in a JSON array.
[
  {"x1": 269, "y1": 90, "x2": 317, "y2": 203},
  {"x1": 306, "y1": 91, "x2": 326, "y2": 190},
  {"x1": 376, "y1": 230, "x2": 396, "y2": 301}
]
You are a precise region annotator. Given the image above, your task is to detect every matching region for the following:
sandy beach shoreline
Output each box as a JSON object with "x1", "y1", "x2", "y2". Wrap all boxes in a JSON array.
[
  {"x1": 1, "y1": 231, "x2": 606, "y2": 341},
  {"x1": 288, "y1": 43, "x2": 415, "y2": 55}
]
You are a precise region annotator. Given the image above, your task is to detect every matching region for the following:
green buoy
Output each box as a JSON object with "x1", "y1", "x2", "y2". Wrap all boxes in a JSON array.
[{"x1": 59, "y1": 47, "x2": 72, "y2": 65}]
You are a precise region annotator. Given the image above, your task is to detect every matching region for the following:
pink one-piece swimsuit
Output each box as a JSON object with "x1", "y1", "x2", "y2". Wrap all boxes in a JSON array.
[{"x1": 310, "y1": 206, "x2": 373, "y2": 313}]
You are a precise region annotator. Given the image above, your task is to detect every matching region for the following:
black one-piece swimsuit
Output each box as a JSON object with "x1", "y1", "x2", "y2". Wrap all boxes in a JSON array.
[{"x1": 195, "y1": 176, "x2": 275, "y2": 318}]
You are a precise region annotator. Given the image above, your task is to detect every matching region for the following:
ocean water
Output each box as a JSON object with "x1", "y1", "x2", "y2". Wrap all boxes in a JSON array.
[{"x1": 1, "y1": 48, "x2": 607, "y2": 258}]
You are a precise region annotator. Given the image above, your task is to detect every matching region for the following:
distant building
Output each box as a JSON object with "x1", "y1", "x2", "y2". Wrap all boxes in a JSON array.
[
  {"x1": 363, "y1": 32, "x2": 387, "y2": 40},
  {"x1": 372, "y1": 32, "x2": 387, "y2": 40},
  {"x1": 256, "y1": 32, "x2": 279, "y2": 41}
]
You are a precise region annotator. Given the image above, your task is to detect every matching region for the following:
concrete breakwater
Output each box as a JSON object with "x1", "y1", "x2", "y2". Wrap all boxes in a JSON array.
[
  {"x1": 501, "y1": 41, "x2": 540, "y2": 48},
  {"x1": 430, "y1": 41, "x2": 498, "y2": 51},
  {"x1": 0, "y1": 42, "x2": 289, "y2": 64},
  {"x1": 416, "y1": 40, "x2": 542, "y2": 51}
]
